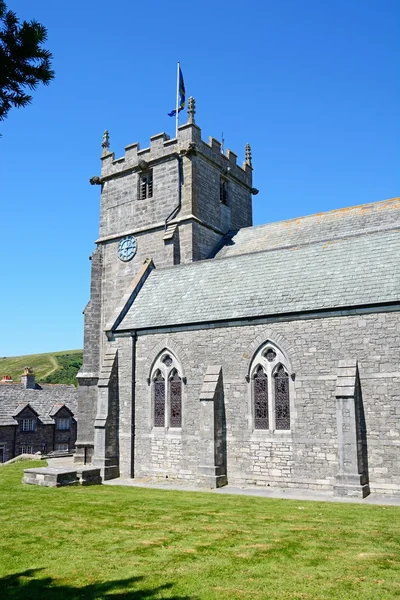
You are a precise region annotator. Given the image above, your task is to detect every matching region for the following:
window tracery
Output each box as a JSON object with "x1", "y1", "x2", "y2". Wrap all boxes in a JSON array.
[
  {"x1": 249, "y1": 341, "x2": 292, "y2": 431},
  {"x1": 150, "y1": 352, "x2": 183, "y2": 429}
]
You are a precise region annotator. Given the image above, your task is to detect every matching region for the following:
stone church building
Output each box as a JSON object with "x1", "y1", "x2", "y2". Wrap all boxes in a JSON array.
[{"x1": 75, "y1": 99, "x2": 400, "y2": 498}]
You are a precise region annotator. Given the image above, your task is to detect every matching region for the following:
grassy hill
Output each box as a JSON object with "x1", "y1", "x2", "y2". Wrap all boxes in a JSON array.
[{"x1": 0, "y1": 350, "x2": 83, "y2": 386}]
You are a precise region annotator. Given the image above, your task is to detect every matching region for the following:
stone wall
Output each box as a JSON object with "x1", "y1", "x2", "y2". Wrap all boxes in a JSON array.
[
  {"x1": 117, "y1": 310, "x2": 400, "y2": 494},
  {"x1": 99, "y1": 160, "x2": 180, "y2": 240},
  {"x1": 0, "y1": 426, "x2": 16, "y2": 462},
  {"x1": 192, "y1": 153, "x2": 252, "y2": 234}
]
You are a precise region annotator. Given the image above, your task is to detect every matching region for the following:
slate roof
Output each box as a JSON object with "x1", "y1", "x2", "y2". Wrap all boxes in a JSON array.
[
  {"x1": 215, "y1": 197, "x2": 400, "y2": 258},
  {"x1": 116, "y1": 198, "x2": 400, "y2": 332},
  {"x1": 0, "y1": 383, "x2": 77, "y2": 426}
]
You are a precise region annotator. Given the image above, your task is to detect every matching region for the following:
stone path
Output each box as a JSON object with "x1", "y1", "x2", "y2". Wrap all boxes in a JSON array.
[{"x1": 46, "y1": 458, "x2": 400, "y2": 506}]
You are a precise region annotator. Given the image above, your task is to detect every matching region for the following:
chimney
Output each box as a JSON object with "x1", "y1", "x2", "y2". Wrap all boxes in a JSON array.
[{"x1": 21, "y1": 367, "x2": 36, "y2": 390}]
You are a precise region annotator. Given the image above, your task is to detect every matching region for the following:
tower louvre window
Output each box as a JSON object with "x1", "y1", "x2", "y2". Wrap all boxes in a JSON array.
[
  {"x1": 139, "y1": 171, "x2": 153, "y2": 200},
  {"x1": 220, "y1": 178, "x2": 227, "y2": 205}
]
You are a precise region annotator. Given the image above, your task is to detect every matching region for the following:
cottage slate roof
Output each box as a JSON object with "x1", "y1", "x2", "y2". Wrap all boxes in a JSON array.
[
  {"x1": 116, "y1": 199, "x2": 400, "y2": 332},
  {"x1": 0, "y1": 383, "x2": 77, "y2": 426}
]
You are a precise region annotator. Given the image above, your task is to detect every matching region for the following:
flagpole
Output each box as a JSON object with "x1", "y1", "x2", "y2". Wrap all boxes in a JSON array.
[{"x1": 175, "y1": 61, "x2": 180, "y2": 138}]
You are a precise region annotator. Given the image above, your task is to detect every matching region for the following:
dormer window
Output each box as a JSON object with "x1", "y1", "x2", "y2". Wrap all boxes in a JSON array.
[
  {"x1": 56, "y1": 417, "x2": 71, "y2": 431},
  {"x1": 20, "y1": 418, "x2": 35, "y2": 432},
  {"x1": 139, "y1": 171, "x2": 153, "y2": 200}
]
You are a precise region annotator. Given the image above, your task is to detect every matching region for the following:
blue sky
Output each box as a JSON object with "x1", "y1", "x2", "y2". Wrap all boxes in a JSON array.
[{"x1": 1, "y1": 0, "x2": 399, "y2": 357}]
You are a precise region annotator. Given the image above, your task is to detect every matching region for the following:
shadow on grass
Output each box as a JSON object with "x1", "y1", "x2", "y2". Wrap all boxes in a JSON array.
[{"x1": 0, "y1": 569, "x2": 192, "y2": 599}]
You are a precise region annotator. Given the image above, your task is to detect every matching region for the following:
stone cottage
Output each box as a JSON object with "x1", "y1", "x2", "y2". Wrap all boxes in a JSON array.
[
  {"x1": 75, "y1": 99, "x2": 400, "y2": 498},
  {"x1": 0, "y1": 368, "x2": 77, "y2": 462}
]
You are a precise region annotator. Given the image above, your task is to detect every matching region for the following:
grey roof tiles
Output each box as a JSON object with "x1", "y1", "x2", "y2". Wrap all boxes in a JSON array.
[
  {"x1": 116, "y1": 198, "x2": 400, "y2": 332},
  {"x1": 215, "y1": 198, "x2": 400, "y2": 258},
  {"x1": 0, "y1": 383, "x2": 77, "y2": 426}
]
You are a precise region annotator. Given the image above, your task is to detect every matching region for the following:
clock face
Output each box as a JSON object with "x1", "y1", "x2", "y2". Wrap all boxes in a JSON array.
[{"x1": 118, "y1": 236, "x2": 137, "y2": 262}]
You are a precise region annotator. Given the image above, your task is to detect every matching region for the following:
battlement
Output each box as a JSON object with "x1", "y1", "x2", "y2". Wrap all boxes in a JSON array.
[
  {"x1": 94, "y1": 97, "x2": 254, "y2": 255},
  {"x1": 99, "y1": 98, "x2": 253, "y2": 189}
]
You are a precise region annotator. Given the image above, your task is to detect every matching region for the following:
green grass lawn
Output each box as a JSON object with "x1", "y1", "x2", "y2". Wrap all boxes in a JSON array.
[{"x1": 1, "y1": 462, "x2": 400, "y2": 599}]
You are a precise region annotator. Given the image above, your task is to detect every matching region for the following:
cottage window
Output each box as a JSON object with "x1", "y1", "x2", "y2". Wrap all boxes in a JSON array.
[
  {"x1": 139, "y1": 171, "x2": 153, "y2": 200},
  {"x1": 55, "y1": 443, "x2": 69, "y2": 452},
  {"x1": 20, "y1": 418, "x2": 35, "y2": 432},
  {"x1": 56, "y1": 417, "x2": 70, "y2": 430},
  {"x1": 151, "y1": 352, "x2": 183, "y2": 429},
  {"x1": 249, "y1": 342, "x2": 292, "y2": 431},
  {"x1": 19, "y1": 446, "x2": 33, "y2": 454}
]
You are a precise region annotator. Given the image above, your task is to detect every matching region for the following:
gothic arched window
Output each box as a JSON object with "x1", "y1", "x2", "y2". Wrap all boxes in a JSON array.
[
  {"x1": 153, "y1": 371, "x2": 165, "y2": 427},
  {"x1": 169, "y1": 370, "x2": 182, "y2": 428},
  {"x1": 151, "y1": 352, "x2": 183, "y2": 429},
  {"x1": 254, "y1": 366, "x2": 268, "y2": 429},
  {"x1": 249, "y1": 342, "x2": 292, "y2": 431},
  {"x1": 274, "y1": 364, "x2": 290, "y2": 430}
]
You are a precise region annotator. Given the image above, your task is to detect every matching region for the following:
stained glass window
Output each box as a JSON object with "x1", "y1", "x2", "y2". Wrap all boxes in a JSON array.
[
  {"x1": 254, "y1": 366, "x2": 268, "y2": 429},
  {"x1": 154, "y1": 371, "x2": 165, "y2": 427},
  {"x1": 275, "y1": 365, "x2": 290, "y2": 430},
  {"x1": 152, "y1": 353, "x2": 184, "y2": 430},
  {"x1": 170, "y1": 371, "x2": 182, "y2": 428}
]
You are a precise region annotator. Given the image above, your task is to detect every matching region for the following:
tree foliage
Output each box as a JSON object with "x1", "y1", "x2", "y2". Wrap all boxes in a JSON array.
[
  {"x1": 0, "y1": 1, "x2": 54, "y2": 123},
  {"x1": 41, "y1": 353, "x2": 83, "y2": 387}
]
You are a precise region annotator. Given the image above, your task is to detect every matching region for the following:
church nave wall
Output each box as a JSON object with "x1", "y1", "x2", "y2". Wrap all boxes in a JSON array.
[{"x1": 127, "y1": 309, "x2": 400, "y2": 493}]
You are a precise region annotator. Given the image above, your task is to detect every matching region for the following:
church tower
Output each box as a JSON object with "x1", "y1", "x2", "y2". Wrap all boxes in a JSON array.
[{"x1": 75, "y1": 98, "x2": 256, "y2": 466}]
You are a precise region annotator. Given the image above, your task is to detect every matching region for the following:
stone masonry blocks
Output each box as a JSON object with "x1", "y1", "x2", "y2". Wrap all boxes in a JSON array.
[{"x1": 129, "y1": 311, "x2": 400, "y2": 494}]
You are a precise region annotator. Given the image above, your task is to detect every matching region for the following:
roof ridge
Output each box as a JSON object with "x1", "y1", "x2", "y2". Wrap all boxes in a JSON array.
[
  {"x1": 213, "y1": 224, "x2": 400, "y2": 261},
  {"x1": 239, "y1": 197, "x2": 400, "y2": 233},
  {"x1": 150, "y1": 225, "x2": 400, "y2": 274}
]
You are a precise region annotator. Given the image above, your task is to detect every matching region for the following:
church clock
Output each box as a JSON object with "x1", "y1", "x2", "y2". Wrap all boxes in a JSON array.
[{"x1": 118, "y1": 236, "x2": 137, "y2": 262}]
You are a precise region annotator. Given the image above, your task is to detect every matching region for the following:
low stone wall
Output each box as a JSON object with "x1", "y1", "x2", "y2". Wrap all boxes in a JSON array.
[{"x1": 2, "y1": 453, "x2": 45, "y2": 465}]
